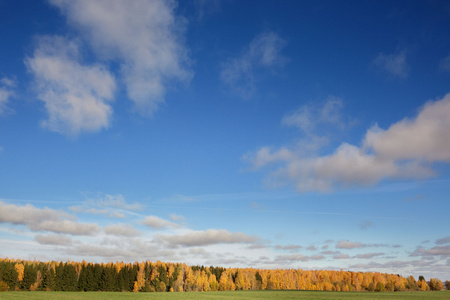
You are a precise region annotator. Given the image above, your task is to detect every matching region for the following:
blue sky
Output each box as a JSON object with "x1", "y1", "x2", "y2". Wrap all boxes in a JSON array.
[{"x1": 0, "y1": 0, "x2": 449, "y2": 280}]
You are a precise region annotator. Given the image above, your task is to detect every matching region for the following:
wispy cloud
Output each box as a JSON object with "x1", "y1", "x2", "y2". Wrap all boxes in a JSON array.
[
  {"x1": 169, "y1": 214, "x2": 186, "y2": 222},
  {"x1": 25, "y1": 36, "x2": 116, "y2": 137},
  {"x1": 246, "y1": 93, "x2": 450, "y2": 192},
  {"x1": 0, "y1": 77, "x2": 16, "y2": 115},
  {"x1": 282, "y1": 96, "x2": 346, "y2": 135},
  {"x1": 221, "y1": 31, "x2": 287, "y2": 99},
  {"x1": 94, "y1": 194, "x2": 142, "y2": 211},
  {"x1": 70, "y1": 194, "x2": 141, "y2": 218},
  {"x1": 50, "y1": 0, "x2": 192, "y2": 116},
  {"x1": 373, "y1": 51, "x2": 409, "y2": 78}
]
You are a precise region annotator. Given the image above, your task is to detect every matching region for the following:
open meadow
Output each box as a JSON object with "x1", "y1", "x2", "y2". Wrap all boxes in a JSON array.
[{"x1": 0, "y1": 291, "x2": 449, "y2": 300}]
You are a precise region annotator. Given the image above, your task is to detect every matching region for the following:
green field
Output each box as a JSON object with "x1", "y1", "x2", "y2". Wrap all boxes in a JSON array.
[{"x1": 0, "y1": 291, "x2": 449, "y2": 300}]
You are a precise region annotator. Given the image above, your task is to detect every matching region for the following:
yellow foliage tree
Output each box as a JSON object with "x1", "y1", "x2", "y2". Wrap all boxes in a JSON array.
[
  {"x1": 133, "y1": 263, "x2": 145, "y2": 292},
  {"x1": 14, "y1": 263, "x2": 24, "y2": 282}
]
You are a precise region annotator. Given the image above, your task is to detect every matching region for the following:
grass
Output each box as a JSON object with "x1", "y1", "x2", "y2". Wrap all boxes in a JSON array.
[{"x1": 0, "y1": 290, "x2": 449, "y2": 300}]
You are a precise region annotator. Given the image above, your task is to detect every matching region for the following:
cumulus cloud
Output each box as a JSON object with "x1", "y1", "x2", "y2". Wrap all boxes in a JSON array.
[
  {"x1": 104, "y1": 223, "x2": 140, "y2": 237},
  {"x1": 142, "y1": 215, "x2": 181, "y2": 229},
  {"x1": 0, "y1": 77, "x2": 16, "y2": 115},
  {"x1": 35, "y1": 234, "x2": 73, "y2": 246},
  {"x1": 363, "y1": 95, "x2": 450, "y2": 162},
  {"x1": 25, "y1": 36, "x2": 116, "y2": 136},
  {"x1": 0, "y1": 201, "x2": 100, "y2": 235},
  {"x1": 373, "y1": 51, "x2": 409, "y2": 78},
  {"x1": 50, "y1": 0, "x2": 192, "y2": 115},
  {"x1": 156, "y1": 229, "x2": 259, "y2": 247},
  {"x1": 246, "y1": 93, "x2": 450, "y2": 192},
  {"x1": 221, "y1": 31, "x2": 287, "y2": 99}
]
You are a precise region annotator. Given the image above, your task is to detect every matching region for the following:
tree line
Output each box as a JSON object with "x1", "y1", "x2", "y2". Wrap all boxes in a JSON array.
[{"x1": 0, "y1": 258, "x2": 447, "y2": 292}]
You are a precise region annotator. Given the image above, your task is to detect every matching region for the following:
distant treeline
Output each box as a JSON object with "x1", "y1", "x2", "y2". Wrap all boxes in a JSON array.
[{"x1": 0, "y1": 258, "x2": 447, "y2": 292}]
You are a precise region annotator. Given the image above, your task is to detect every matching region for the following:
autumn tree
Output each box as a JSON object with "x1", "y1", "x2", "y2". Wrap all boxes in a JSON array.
[
  {"x1": 429, "y1": 278, "x2": 444, "y2": 291},
  {"x1": 14, "y1": 263, "x2": 24, "y2": 283},
  {"x1": 133, "y1": 263, "x2": 145, "y2": 292}
]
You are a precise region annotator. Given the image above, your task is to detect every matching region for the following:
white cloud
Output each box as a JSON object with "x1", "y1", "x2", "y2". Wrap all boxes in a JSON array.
[
  {"x1": 157, "y1": 229, "x2": 259, "y2": 247},
  {"x1": 221, "y1": 31, "x2": 286, "y2": 99},
  {"x1": 246, "y1": 93, "x2": 450, "y2": 192},
  {"x1": 142, "y1": 215, "x2": 181, "y2": 229},
  {"x1": 373, "y1": 51, "x2": 409, "y2": 78},
  {"x1": 0, "y1": 201, "x2": 100, "y2": 236},
  {"x1": 282, "y1": 96, "x2": 344, "y2": 134},
  {"x1": 104, "y1": 223, "x2": 140, "y2": 237},
  {"x1": 0, "y1": 77, "x2": 16, "y2": 115},
  {"x1": 50, "y1": 0, "x2": 192, "y2": 115},
  {"x1": 25, "y1": 36, "x2": 116, "y2": 136},
  {"x1": 364, "y1": 94, "x2": 450, "y2": 162},
  {"x1": 35, "y1": 234, "x2": 73, "y2": 246}
]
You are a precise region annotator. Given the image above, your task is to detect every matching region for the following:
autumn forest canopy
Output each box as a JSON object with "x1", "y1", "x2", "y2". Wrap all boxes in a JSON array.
[{"x1": 0, "y1": 258, "x2": 447, "y2": 293}]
